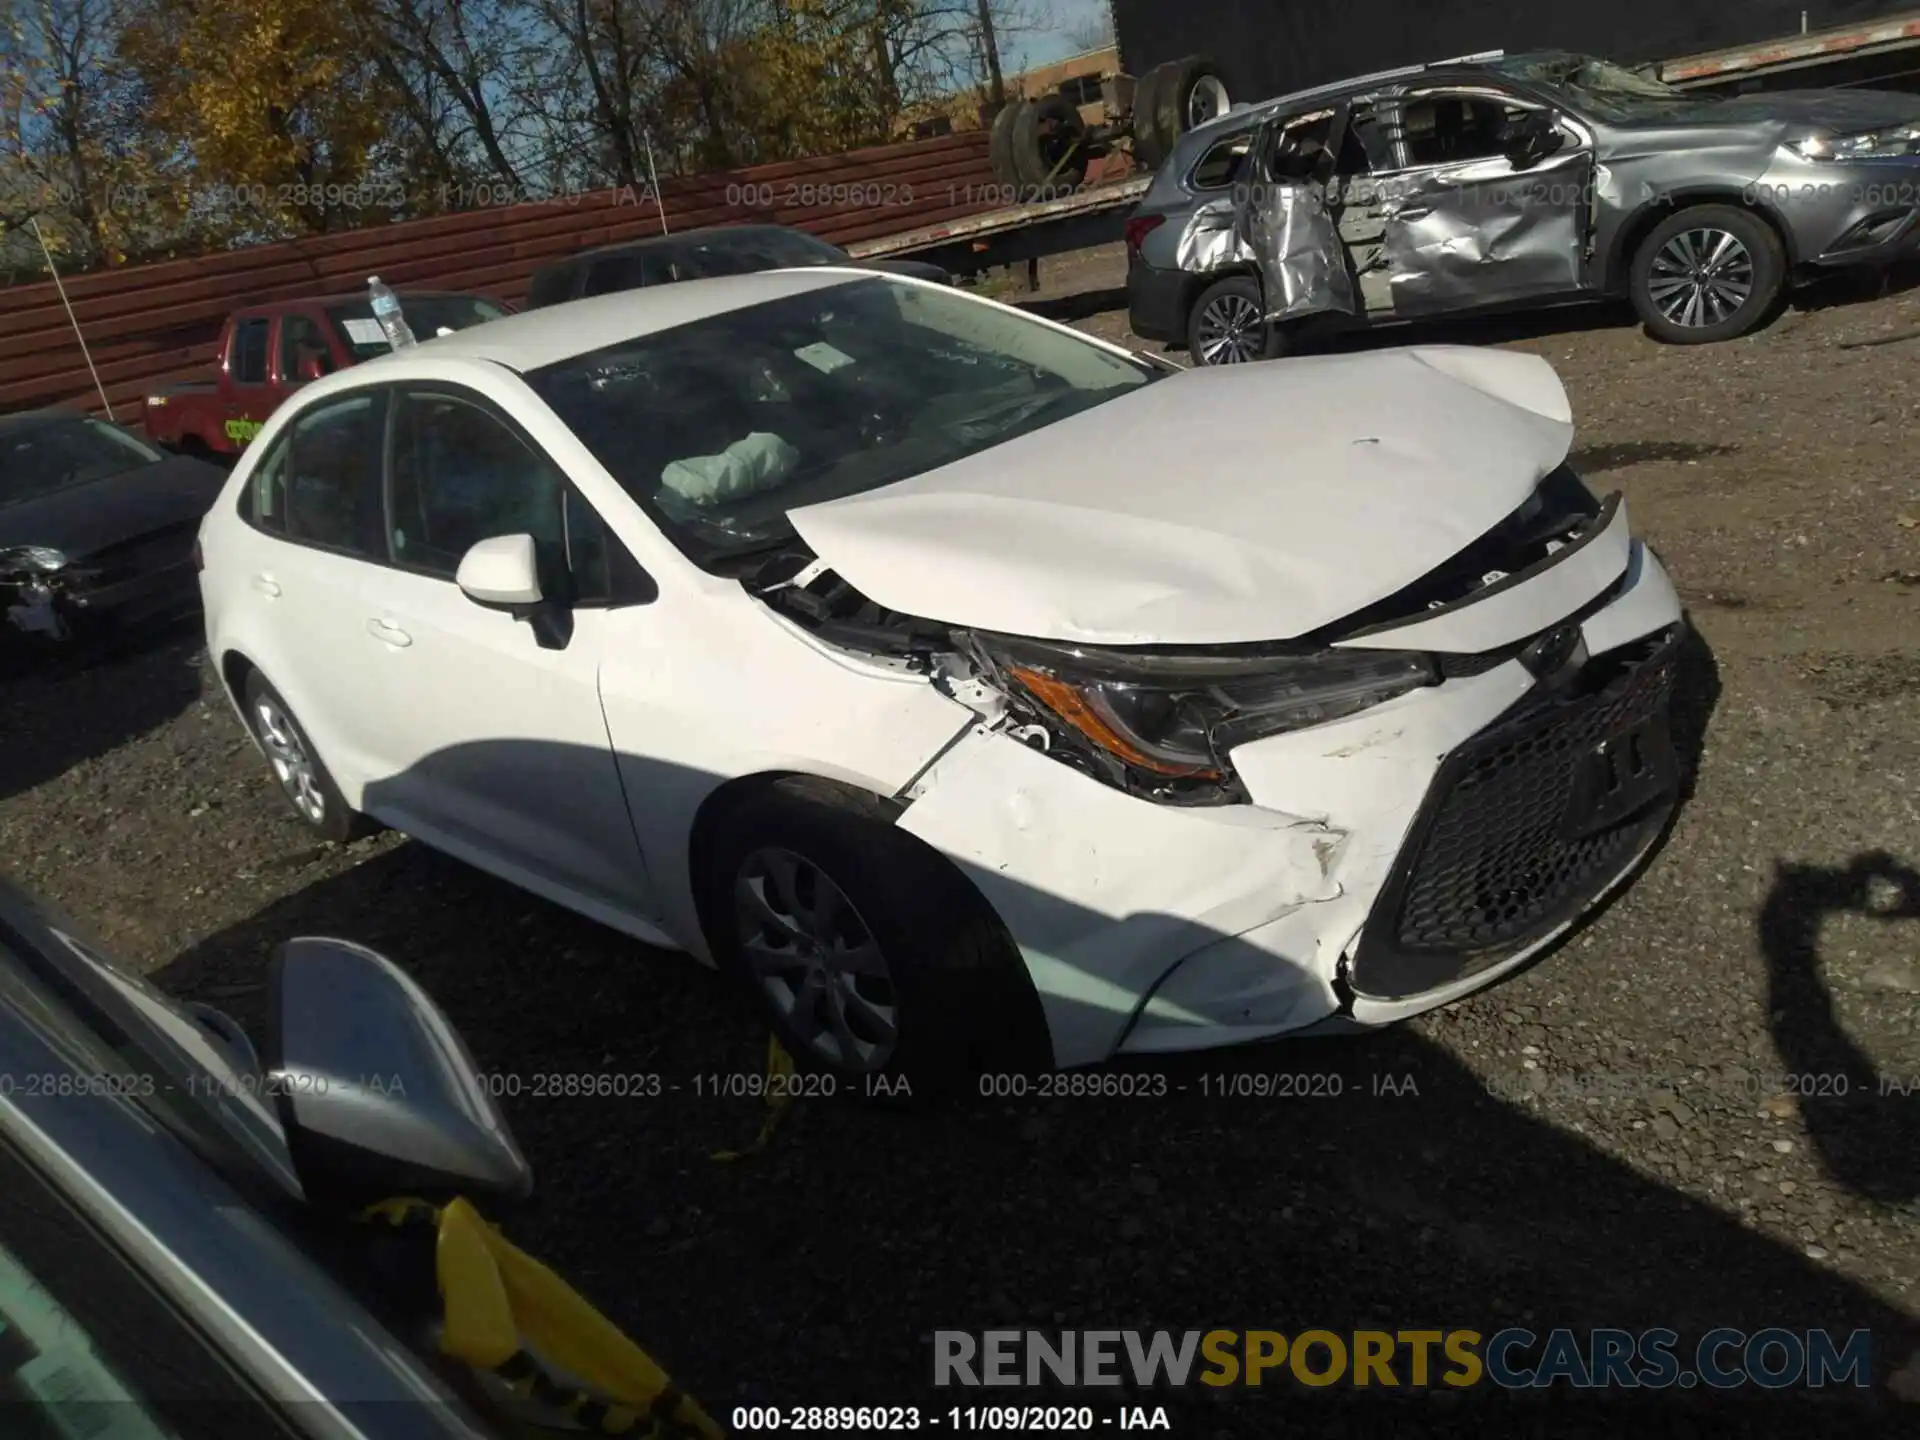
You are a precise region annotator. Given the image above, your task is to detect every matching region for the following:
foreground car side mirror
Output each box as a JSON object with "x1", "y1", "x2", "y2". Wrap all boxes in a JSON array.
[
  {"x1": 456, "y1": 533, "x2": 574, "y2": 649},
  {"x1": 264, "y1": 937, "x2": 532, "y2": 1208},
  {"x1": 456, "y1": 533, "x2": 543, "y2": 608}
]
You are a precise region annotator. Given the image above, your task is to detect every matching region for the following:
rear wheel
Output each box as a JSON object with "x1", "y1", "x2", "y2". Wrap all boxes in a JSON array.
[
  {"x1": 1630, "y1": 204, "x2": 1784, "y2": 344},
  {"x1": 241, "y1": 672, "x2": 375, "y2": 844},
  {"x1": 1187, "y1": 275, "x2": 1285, "y2": 365},
  {"x1": 705, "y1": 778, "x2": 1049, "y2": 1099}
]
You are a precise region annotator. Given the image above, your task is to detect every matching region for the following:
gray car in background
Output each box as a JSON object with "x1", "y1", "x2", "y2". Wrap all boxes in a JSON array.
[{"x1": 1125, "y1": 50, "x2": 1920, "y2": 362}]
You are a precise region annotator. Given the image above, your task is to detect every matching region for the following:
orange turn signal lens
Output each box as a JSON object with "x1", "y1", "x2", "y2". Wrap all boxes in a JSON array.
[{"x1": 1009, "y1": 666, "x2": 1224, "y2": 780}]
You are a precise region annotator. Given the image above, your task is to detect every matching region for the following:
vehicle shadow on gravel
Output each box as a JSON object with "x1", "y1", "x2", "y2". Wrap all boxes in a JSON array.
[
  {"x1": 1017, "y1": 287, "x2": 1131, "y2": 325},
  {"x1": 1761, "y1": 851, "x2": 1920, "y2": 1204},
  {"x1": 0, "y1": 622, "x2": 204, "y2": 804},
  {"x1": 150, "y1": 714, "x2": 1920, "y2": 1431},
  {"x1": 1566, "y1": 440, "x2": 1739, "y2": 474}
]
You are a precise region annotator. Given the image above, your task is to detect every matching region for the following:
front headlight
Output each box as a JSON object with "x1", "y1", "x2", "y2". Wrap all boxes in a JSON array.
[
  {"x1": 1, "y1": 546, "x2": 70, "y2": 574},
  {"x1": 982, "y1": 636, "x2": 1438, "y2": 787},
  {"x1": 1793, "y1": 125, "x2": 1920, "y2": 161}
]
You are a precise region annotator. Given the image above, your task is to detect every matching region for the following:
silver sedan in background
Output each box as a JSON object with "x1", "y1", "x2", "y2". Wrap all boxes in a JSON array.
[{"x1": 1125, "y1": 50, "x2": 1920, "y2": 360}]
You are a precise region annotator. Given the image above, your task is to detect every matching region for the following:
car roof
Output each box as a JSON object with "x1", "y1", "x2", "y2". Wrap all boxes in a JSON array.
[
  {"x1": 238, "y1": 290, "x2": 490, "y2": 313},
  {"x1": 1166, "y1": 55, "x2": 1552, "y2": 169},
  {"x1": 0, "y1": 407, "x2": 90, "y2": 433},
  {"x1": 398, "y1": 267, "x2": 877, "y2": 371},
  {"x1": 552, "y1": 224, "x2": 832, "y2": 266}
]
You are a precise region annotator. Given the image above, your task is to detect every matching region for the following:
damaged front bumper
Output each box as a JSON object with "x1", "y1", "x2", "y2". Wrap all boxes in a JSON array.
[
  {"x1": 896, "y1": 525, "x2": 1686, "y2": 1069},
  {"x1": 3, "y1": 550, "x2": 200, "y2": 657}
]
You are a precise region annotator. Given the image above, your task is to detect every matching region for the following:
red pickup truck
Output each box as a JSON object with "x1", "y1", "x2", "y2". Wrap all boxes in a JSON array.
[{"x1": 143, "y1": 290, "x2": 508, "y2": 458}]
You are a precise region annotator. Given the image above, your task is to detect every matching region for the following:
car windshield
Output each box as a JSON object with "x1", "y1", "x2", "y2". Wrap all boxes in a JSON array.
[
  {"x1": 0, "y1": 418, "x2": 163, "y2": 507},
  {"x1": 668, "y1": 229, "x2": 850, "y2": 278},
  {"x1": 1493, "y1": 52, "x2": 1718, "y2": 121},
  {"x1": 527, "y1": 274, "x2": 1159, "y2": 566},
  {"x1": 327, "y1": 294, "x2": 508, "y2": 360}
]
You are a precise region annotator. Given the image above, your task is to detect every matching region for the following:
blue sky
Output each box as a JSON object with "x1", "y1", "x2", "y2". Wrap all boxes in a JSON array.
[{"x1": 1010, "y1": 0, "x2": 1116, "y2": 71}]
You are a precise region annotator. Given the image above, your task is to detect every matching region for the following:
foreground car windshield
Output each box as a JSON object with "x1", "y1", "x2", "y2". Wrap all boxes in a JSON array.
[
  {"x1": 528, "y1": 275, "x2": 1158, "y2": 564},
  {"x1": 327, "y1": 295, "x2": 507, "y2": 359},
  {"x1": 1, "y1": 417, "x2": 163, "y2": 506},
  {"x1": 1494, "y1": 52, "x2": 1717, "y2": 121}
]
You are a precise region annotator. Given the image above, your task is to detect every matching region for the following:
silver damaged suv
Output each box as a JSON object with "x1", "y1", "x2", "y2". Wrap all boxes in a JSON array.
[{"x1": 1124, "y1": 50, "x2": 1920, "y2": 360}]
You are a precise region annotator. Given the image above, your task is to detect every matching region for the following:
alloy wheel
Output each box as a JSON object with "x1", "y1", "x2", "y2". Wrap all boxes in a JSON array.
[
  {"x1": 1187, "y1": 74, "x2": 1232, "y2": 130},
  {"x1": 254, "y1": 698, "x2": 326, "y2": 826},
  {"x1": 1647, "y1": 228, "x2": 1755, "y2": 329},
  {"x1": 733, "y1": 846, "x2": 899, "y2": 1072},
  {"x1": 1195, "y1": 292, "x2": 1267, "y2": 364}
]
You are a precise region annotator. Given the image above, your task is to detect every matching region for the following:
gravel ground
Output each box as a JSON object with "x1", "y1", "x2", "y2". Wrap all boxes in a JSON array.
[{"x1": 4, "y1": 252, "x2": 1919, "y2": 1434}]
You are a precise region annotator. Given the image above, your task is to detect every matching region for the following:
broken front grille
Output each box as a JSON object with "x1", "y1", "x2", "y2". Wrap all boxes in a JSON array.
[{"x1": 1350, "y1": 625, "x2": 1684, "y2": 1001}]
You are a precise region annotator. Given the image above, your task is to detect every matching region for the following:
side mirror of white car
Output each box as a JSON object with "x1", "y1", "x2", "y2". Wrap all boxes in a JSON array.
[{"x1": 456, "y1": 534, "x2": 543, "y2": 608}]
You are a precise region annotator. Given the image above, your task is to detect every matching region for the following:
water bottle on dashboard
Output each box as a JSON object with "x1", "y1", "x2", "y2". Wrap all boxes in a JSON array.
[{"x1": 367, "y1": 276, "x2": 417, "y2": 349}]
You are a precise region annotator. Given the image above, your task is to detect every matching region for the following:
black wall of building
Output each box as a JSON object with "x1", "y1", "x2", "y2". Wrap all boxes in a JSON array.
[{"x1": 1107, "y1": 1, "x2": 1908, "y2": 98}]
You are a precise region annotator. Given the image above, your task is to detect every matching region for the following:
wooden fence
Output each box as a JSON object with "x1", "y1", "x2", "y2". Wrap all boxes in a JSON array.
[{"x1": 0, "y1": 129, "x2": 1007, "y2": 419}]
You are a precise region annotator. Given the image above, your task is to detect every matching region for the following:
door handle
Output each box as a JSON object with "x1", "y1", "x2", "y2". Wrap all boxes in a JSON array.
[
  {"x1": 366, "y1": 618, "x2": 412, "y2": 648},
  {"x1": 1395, "y1": 206, "x2": 1433, "y2": 221},
  {"x1": 251, "y1": 575, "x2": 281, "y2": 597}
]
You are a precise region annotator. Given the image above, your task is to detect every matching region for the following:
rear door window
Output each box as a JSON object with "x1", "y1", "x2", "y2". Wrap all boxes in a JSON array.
[
  {"x1": 280, "y1": 393, "x2": 389, "y2": 557},
  {"x1": 583, "y1": 252, "x2": 672, "y2": 296},
  {"x1": 1190, "y1": 133, "x2": 1253, "y2": 190},
  {"x1": 228, "y1": 319, "x2": 269, "y2": 386},
  {"x1": 525, "y1": 264, "x2": 581, "y2": 308},
  {"x1": 277, "y1": 315, "x2": 333, "y2": 383}
]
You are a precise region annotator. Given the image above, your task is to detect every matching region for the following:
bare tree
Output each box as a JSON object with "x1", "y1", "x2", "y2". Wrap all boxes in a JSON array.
[
  {"x1": 1063, "y1": 8, "x2": 1113, "y2": 54},
  {"x1": 1, "y1": 0, "x2": 149, "y2": 265},
  {"x1": 358, "y1": 0, "x2": 537, "y2": 194}
]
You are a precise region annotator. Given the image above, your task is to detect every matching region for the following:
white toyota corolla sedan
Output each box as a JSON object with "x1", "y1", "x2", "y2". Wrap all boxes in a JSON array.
[{"x1": 199, "y1": 267, "x2": 1688, "y2": 1089}]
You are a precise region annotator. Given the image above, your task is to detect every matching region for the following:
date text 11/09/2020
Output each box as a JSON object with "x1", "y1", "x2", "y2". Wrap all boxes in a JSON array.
[{"x1": 731, "y1": 1405, "x2": 1173, "y2": 1432}]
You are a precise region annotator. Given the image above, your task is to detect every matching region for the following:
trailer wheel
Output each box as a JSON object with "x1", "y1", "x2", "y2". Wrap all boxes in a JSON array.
[
  {"x1": 1153, "y1": 56, "x2": 1234, "y2": 155},
  {"x1": 1131, "y1": 66, "x2": 1171, "y2": 170},
  {"x1": 1012, "y1": 93, "x2": 1090, "y2": 190},
  {"x1": 988, "y1": 100, "x2": 1024, "y2": 188}
]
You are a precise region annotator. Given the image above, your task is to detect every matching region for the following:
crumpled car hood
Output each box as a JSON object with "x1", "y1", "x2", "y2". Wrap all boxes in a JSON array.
[
  {"x1": 786, "y1": 345, "x2": 1575, "y2": 646},
  {"x1": 1696, "y1": 87, "x2": 1920, "y2": 133}
]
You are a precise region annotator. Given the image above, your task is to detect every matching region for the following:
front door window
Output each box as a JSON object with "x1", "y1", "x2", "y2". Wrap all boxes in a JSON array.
[{"x1": 1366, "y1": 88, "x2": 1593, "y2": 316}]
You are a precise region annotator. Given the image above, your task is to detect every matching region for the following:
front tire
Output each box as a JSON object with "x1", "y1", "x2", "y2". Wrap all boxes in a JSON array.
[
  {"x1": 242, "y1": 672, "x2": 375, "y2": 844},
  {"x1": 1630, "y1": 204, "x2": 1785, "y2": 344},
  {"x1": 706, "y1": 778, "x2": 1049, "y2": 1099},
  {"x1": 1186, "y1": 275, "x2": 1286, "y2": 365}
]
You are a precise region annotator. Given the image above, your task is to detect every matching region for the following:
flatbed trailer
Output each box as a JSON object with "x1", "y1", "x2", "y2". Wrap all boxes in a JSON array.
[
  {"x1": 844, "y1": 175, "x2": 1152, "y2": 279},
  {"x1": 1654, "y1": 7, "x2": 1920, "y2": 91},
  {"x1": 1105, "y1": 1, "x2": 1920, "y2": 102}
]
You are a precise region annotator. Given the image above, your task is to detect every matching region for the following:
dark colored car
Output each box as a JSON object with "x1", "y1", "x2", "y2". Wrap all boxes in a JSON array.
[
  {"x1": 524, "y1": 224, "x2": 951, "y2": 308},
  {"x1": 1, "y1": 410, "x2": 226, "y2": 662},
  {"x1": 0, "y1": 876, "x2": 533, "y2": 1436}
]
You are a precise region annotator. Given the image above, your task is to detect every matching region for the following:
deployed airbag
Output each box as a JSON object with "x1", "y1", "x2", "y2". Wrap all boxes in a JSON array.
[{"x1": 659, "y1": 432, "x2": 799, "y2": 510}]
